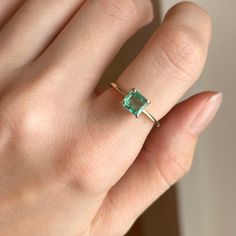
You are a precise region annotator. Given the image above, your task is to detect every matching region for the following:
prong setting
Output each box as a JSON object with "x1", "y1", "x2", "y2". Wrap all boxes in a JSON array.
[
  {"x1": 122, "y1": 88, "x2": 149, "y2": 117},
  {"x1": 111, "y1": 82, "x2": 160, "y2": 127}
]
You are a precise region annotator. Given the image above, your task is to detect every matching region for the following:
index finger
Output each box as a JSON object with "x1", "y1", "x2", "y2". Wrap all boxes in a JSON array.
[{"x1": 81, "y1": 2, "x2": 212, "y2": 193}]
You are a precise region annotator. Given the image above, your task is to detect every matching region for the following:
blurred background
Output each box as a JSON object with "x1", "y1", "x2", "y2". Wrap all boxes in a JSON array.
[{"x1": 101, "y1": 0, "x2": 235, "y2": 235}]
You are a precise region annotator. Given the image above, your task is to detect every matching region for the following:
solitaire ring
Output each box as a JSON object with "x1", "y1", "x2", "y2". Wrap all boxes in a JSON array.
[{"x1": 110, "y1": 82, "x2": 160, "y2": 127}]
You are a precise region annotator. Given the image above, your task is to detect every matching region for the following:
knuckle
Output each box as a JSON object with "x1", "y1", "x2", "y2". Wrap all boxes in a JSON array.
[
  {"x1": 170, "y1": 149, "x2": 193, "y2": 176},
  {"x1": 2, "y1": 89, "x2": 61, "y2": 151},
  {"x1": 100, "y1": 0, "x2": 153, "y2": 25},
  {"x1": 167, "y1": 2, "x2": 212, "y2": 34},
  {"x1": 158, "y1": 25, "x2": 205, "y2": 79},
  {"x1": 175, "y1": 2, "x2": 212, "y2": 24},
  {"x1": 178, "y1": 155, "x2": 193, "y2": 176},
  {"x1": 160, "y1": 149, "x2": 194, "y2": 186},
  {"x1": 8, "y1": 105, "x2": 55, "y2": 148},
  {"x1": 15, "y1": 101, "x2": 50, "y2": 137}
]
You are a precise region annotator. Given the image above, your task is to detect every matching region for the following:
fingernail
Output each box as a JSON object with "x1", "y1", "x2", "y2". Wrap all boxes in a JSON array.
[{"x1": 189, "y1": 92, "x2": 223, "y2": 135}]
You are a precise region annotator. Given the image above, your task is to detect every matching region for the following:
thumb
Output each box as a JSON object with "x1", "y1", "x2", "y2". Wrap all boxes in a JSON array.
[
  {"x1": 144, "y1": 91, "x2": 223, "y2": 187},
  {"x1": 91, "y1": 91, "x2": 223, "y2": 236}
]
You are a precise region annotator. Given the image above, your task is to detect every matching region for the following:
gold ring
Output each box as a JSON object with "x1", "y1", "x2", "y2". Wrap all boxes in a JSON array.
[{"x1": 110, "y1": 82, "x2": 160, "y2": 127}]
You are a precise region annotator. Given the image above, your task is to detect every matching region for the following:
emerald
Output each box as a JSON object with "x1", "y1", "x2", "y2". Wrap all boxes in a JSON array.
[{"x1": 122, "y1": 89, "x2": 150, "y2": 117}]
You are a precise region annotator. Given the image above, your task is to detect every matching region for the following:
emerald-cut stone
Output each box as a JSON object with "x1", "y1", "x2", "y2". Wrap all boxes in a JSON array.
[{"x1": 122, "y1": 89, "x2": 149, "y2": 117}]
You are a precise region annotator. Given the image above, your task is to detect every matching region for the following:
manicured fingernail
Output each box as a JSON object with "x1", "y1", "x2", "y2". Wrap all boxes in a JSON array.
[{"x1": 189, "y1": 92, "x2": 223, "y2": 135}]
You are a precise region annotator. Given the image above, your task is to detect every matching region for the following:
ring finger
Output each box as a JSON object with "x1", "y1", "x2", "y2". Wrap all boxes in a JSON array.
[{"x1": 35, "y1": 0, "x2": 154, "y2": 100}]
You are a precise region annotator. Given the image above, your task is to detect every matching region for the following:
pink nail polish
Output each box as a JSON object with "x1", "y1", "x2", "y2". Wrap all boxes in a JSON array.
[{"x1": 189, "y1": 92, "x2": 223, "y2": 135}]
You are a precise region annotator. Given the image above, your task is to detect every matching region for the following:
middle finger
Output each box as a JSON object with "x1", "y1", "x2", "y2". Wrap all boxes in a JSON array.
[{"x1": 36, "y1": 0, "x2": 154, "y2": 100}]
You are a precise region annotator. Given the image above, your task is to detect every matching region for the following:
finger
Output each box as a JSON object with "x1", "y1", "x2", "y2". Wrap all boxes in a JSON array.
[
  {"x1": 91, "y1": 92, "x2": 223, "y2": 235},
  {"x1": 0, "y1": 0, "x2": 25, "y2": 28},
  {"x1": 78, "y1": 2, "x2": 211, "y2": 193},
  {"x1": 0, "y1": 0, "x2": 85, "y2": 73},
  {"x1": 97, "y1": 2, "x2": 212, "y2": 130},
  {"x1": 36, "y1": 0, "x2": 154, "y2": 100}
]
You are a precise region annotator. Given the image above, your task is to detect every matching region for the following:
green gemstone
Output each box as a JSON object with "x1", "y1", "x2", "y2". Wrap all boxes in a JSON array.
[{"x1": 122, "y1": 89, "x2": 149, "y2": 117}]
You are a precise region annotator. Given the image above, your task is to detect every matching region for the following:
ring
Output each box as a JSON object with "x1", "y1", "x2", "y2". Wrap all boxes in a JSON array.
[{"x1": 110, "y1": 82, "x2": 160, "y2": 127}]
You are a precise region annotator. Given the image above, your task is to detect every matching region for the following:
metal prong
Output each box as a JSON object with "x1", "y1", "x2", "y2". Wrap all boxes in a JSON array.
[
  {"x1": 111, "y1": 82, "x2": 160, "y2": 127},
  {"x1": 147, "y1": 100, "x2": 151, "y2": 104},
  {"x1": 132, "y1": 88, "x2": 136, "y2": 93}
]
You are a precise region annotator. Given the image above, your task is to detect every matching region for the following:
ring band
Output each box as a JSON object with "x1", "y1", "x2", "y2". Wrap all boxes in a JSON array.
[{"x1": 110, "y1": 82, "x2": 160, "y2": 127}]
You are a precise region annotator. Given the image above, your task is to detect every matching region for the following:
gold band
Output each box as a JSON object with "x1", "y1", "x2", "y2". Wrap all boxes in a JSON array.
[{"x1": 110, "y1": 82, "x2": 160, "y2": 127}]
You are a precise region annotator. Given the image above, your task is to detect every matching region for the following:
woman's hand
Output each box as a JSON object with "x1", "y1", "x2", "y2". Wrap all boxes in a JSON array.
[{"x1": 0, "y1": 1, "x2": 221, "y2": 235}]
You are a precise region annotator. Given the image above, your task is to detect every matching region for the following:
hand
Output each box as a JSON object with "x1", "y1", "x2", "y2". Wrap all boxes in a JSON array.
[{"x1": 0, "y1": 1, "x2": 221, "y2": 235}]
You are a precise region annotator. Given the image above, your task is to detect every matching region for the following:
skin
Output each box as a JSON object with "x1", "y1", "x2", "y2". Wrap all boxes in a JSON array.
[{"x1": 0, "y1": 1, "x2": 222, "y2": 235}]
